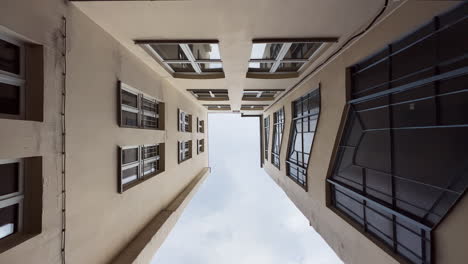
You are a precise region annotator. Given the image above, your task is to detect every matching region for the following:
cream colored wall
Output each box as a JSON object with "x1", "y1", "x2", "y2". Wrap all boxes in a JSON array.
[
  {"x1": 262, "y1": 2, "x2": 465, "y2": 264},
  {"x1": 0, "y1": 1, "x2": 208, "y2": 263}
]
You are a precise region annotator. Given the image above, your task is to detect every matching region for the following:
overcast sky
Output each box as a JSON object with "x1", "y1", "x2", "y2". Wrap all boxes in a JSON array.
[{"x1": 151, "y1": 114, "x2": 342, "y2": 264}]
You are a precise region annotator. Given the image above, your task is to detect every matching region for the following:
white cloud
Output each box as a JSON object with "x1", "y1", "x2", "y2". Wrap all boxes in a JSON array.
[{"x1": 151, "y1": 114, "x2": 342, "y2": 264}]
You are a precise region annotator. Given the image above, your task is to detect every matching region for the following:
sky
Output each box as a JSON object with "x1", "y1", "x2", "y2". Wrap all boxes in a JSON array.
[{"x1": 151, "y1": 114, "x2": 342, "y2": 264}]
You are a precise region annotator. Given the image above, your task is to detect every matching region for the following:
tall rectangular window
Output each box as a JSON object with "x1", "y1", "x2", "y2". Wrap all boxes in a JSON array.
[
  {"x1": 119, "y1": 144, "x2": 164, "y2": 193},
  {"x1": 197, "y1": 139, "x2": 205, "y2": 154},
  {"x1": 263, "y1": 116, "x2": 270, "y2": 160},
  {"x1": 286, "y1": 89, "x2": 320, "y2": 189},
  {"x1": 271, "y1": 108, "x2": 285, "y2": 168},
  {"x1": 0, "y1": 159, "x2": 23, "y2": 240},
  {"x1": 197, "y1": 118, "x2": 205, "y2": 133},
  {"x1": 328, "y1": 4, "x2": 468, "y2": 264},
  {"x1": 178, "y1": 109, "x2": 192, "y2": 132},
  {"x1": 178, "y1": 140, "x2": 192, "y2": 163},
  {"x1": 119, "y1": 82, "x2": 163, "y2": 130},
  {"x1": 0, "y1": 35, "x2": 24, "y2": 119}
]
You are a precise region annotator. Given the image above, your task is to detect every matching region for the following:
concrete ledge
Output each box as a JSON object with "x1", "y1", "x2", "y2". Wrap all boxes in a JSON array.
[{"x1": 110, "y1": 167, "x2": 210, "y2": 264}]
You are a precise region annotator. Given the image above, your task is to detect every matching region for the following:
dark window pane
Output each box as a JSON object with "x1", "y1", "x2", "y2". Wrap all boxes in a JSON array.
[
  {"x1": 149, "y1": 44, "x2": 187, "y2": 60},
  {"x1": 284, "y1": 43, "x2": 321, "y2": 59},
  {"x1": 122, "y1": 167, "x2": 138, "y2": 185},
  {"x1": 168, "y1": 63, "x2": 195, "y2": 73},
  {"x1": 187, "y1": 43, "x2": 220, "y2": 60},
  {"x1": 122, "y1": 148, "x2": 138, "y2": 164},
  {"x1": 0, "y1": 38, "x2": 20, "y2": 75},
  {"x1": 0, "y1": 162, "x2": 19, "y2": 196},
  {"x1": 276, "y1": 62, "x2": 304, "y2": 72},
  {"x1": 121, "y1": 90, "x2": 138, "y2": 108},
  {"x1": 122, "y1": 111, "x2": 138, "y2": 127},
  {"x1": 0, "y1": 204, "x2": 18, "y2": 239},
  {"x1": 0, "y1": 82, "x2": 20, "y2": 115}
]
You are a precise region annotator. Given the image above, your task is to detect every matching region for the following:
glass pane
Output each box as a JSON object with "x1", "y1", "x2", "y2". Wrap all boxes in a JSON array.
[
  {"x1": 0, "y1": 38, "x2": 20, "y2": 75},
  {"x1": 276, "y1": 62, "x2": 304, "y2": 72},
  {"x1": 141, "y1": 98, "x2": 156, "y2": 112},
  {"x1": 188, "y1": 43, "x2": 220, "y2": 60},
  {"x1": 0, "y1": 162, "x2": 19, "y2": 196},
  {"x1": 284, "y1": 43, "x2": 322, "y2": 59},
  {"x1": 248, "y1": 62, "x2": 273, "y2": 72},
  {"x1": 142, "y1": 145, "x2": 158, "y2": 159},
  {"x1": 122, "y1": 148, "x2": 138, "y2": 164},
  {"x1": 168, "y1": 63, "x2": 195, "y2": 73},
  {"x1": 121, "y1": 111, "x2": 138, "y2": 127},
  {"x1": 121, "y1": 90, "x2": 138, "y2": 108},
  {"x1": 0, "y1": 82, "x2": 20, "y2": 115},
  {"x1": 250, "y1": 43, "x2": 282, "y2": 59},
  {"x1": 0, "y1": 204, "x2": 18, "y2": 239},
  {"x1": 143, "y1": 161, "x2": 157, "y2": 176},
  {"x1": 198, "y1": 62, "x2": 223, "y2": 72},
  {"x1": 149, "y1": 44, "x2": 188, "y2": 60},
  {"x1": 122, "y1": 167, "x2": 138, "y2": 184}
]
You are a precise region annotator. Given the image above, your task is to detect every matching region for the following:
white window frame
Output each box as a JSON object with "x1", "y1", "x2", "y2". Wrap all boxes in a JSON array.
[
  {"x1": 178, "y1": 140, "x2": 192, "y2": 162},
  {"x1": 0, "y1": 159, "x2": 24, "y2": 239},
  {"x1": 120, "y1": 82, "x2": 160, "y2": 129},
  {"x1": 0, "y1": 33, "x2": 26, "y2": 120},
  {"x1": 178, "y1": 109, "x2": 191, "y2": 132},
  {"x1": 120, "y1": 145, "x2": 141, "y2": 186}
]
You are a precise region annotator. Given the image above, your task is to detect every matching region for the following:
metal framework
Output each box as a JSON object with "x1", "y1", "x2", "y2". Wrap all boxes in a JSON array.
[
  {"x1": 328, "y1": 5, "x2": 468, "y2": 264},
  {"x1": 0, "y1": 159, "x2": 24, "y2": 240},
  {"x1": 178, "y1": 109, "x2": 192, "y2": 132},
  {"x1": 119, "y1": 82, "x2": 160, "y2": 129},
  {"x1": 203, "y1": 104, "x2": 231, "y2": 111},
  {"x1": 263, "y1": 116, "x2": 270, "y2": 161},
  {"x1": 187, "y1": 89, "x2": 229, "y2": 101},
  {"x1": 178, "y1": 140, "x2": 192, "y2": 163},
  {"x1": 241, "y1": 104, "x2": 268, "y2": 111},
  {"x1": 286, "y1": 88, "x2": 320, "y2": 189},
  {"x1": 197, "y1": 139, "x2": 205, "y2": 154},
  {"x1": 271, "y1": 108, "x2": 285, "y2": 168},
  {"x1": 242, "y1": 89, "x2": 285, "y2": 101},
  {"x1": 197, "y1": 117, "x2": 205, "y2": 133}
]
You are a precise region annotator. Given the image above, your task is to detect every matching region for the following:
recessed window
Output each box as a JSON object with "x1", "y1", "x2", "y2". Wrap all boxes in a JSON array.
[
  {"x1": 197, "y1": 118, "x2": 205, "y2": 133},
  {"x1": 247, "y1": 38, "x2": 337, "y2": 79},
  {"x1": 136, "y1": 40, "x2": 225, "y2": 79},
  {"x1": 264, "y1": 116, "x2": 270, "y2": 160},
  {"x1": 178, "y1": 109, "x2": 192, "y2": 132},
  {"x1": 119, "y1": 144, "x2": 164, "y2": 193},
  {"x1": 0, "y1": 160, "x2": 21, "y2": 240},
  {"x1": 203, "y1": 104, "x2": 231, "y2": 111},
  {"x1": 178, "y1": 140, "x2": 192, "y2": 163},
  {"x1": 241, "y1": 104, "x2": 268, "y2": 111},
  {"x1": 242, "y1": 89, "x2": 284, "y2": 101},
  {"x1": 187, "y1": 89, "x2": 229, "y2": 101},
  {"x1": 197, "y1": 139, "x2": 205, "y2": 154},
  {"x1": 119, "y1": 82, "x2": 163, "y2": 130},
  {"x1": 0, "y1": 36, "x2": 24, "y2": 119},
  {"x1": 286, "y1": 88, "x2": 320, "y2": 189},
  {"x1": 328, "y1": 4, "x2": 468, "y2": 264},
  {"x1": 271, "y1": 108, "x2": 285, "y2": 168}
]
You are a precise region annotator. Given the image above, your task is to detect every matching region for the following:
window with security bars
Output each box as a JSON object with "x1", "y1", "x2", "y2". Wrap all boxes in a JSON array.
[
  {"x1": 197, "y1": 139, "x2": 205, "y2": 154},
  {"x1": 271, "y1": 108, "x2": 285, "y2": 168},
  {"x1": 264, "y1": 116, "x2": 270, "y2": 160},
  {"x1": 119, "y1": 144, "x2": 164, "y2": 193},
  {"x1": 197, "y1": 118, "x2": 205, "y2": 133},
  {"x1": 119, "y1": 82, "x2": 163, "y2": 130},
  {"x1": 178, "y1": 140, "x2": 192, "y2": 163},
  {"x1": 178, "y1": 109, "x2": 192, "y2": 132},
  {"x1": 328, "y1": 4, "x2": 468, "y2": 264},
  {"x1": 286, "y1": 89, "x2": 320, "y2": 189},
  {"x1": 0, "y1": 159, "x2": 23, "y2": 241}
]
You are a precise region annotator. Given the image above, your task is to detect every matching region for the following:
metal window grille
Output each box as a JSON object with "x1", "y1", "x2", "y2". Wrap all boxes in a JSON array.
[
  {"x1": 120, "y1": 82, "x2": 160, "y2": 129},
  {"x1": 271, "y1": 108, "x2": 285, "y2": 168},
  {"x1": 178, "y1": 110, "x2": 192, "y2": 132},
  {"x1": 178, "y1": 140, "x2": 192, "y2": 163},
  {"x1": 264, "y1": 116, "x2": 270, "y2": 160},
  {"x1": 0, "y1": 159, "x2": 24, "y2": 240}
]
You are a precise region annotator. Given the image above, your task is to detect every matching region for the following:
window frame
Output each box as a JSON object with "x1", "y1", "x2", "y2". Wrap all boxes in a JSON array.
[
  {"x1": 197, "y1": 139, "x2": 205, "y2": 154},
  {"x1": 0, "y1": 33, "x2": 26, "y2": 120},
  {"x1": 242, "y1": 89, "x2": 285, "y2": 101},
  {"x1": 285, "y1": 87, "x2": 321, "y2": 190},
  {"x1": 271, "y1": 107, "x2": 285, "y2": 169},
  {"x1": 135, "y1": 40, "x2": 225, "y2": 79},
  {"x1": 178, "y1": 140, "x2": 193, "y2": 163},
  {"x1": 264, "y1": 116, "x2": 270, "y2": 161},
  {"x1": 118, "y1": 81, "x2": 163, "y2": 130},
  {"x1": 177, "y1": 108, "x2": 192, "y2": 132},
  {"x1": 0, "y1": 159, "x2": 24, "y2": 240},
  {"x1": 203, "y1": 104, "x2": 231, "y2": 111},
  {"x1": 241, "y1": 104, "x2": 268, "y2": 111},
  {"x1": 197, "y1": 117, "x2": 205, "y2": 133},
  {"x1": 188, "y1": 89, "x2": 229, "y2": 101}
]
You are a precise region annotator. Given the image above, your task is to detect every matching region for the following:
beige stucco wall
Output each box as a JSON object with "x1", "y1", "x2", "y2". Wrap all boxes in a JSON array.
[
  {"x1": 0, "y1": 1, "x2": 208, "y2": 263},
  {"x1": 262, "y1": 1, "x2": 466, "y2": 264}
]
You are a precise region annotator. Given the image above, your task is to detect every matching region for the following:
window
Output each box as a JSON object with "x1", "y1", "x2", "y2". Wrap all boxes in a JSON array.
[
  {"x1": 242, "y1": 89, "x2": 285, "y2": 101},
  {"x1": 197, "y1": 139, "x2": 205, "y2": 154},
  {"x1": 119, "y1": 82, "x2": 163, "y2": 130},
  {"x1": 203, "y1": 104, "x2": 231, "y2": 111},
  {"x1": 0, "y1": 157, "x2": 42, "y2": 253},
  {"x1": 328, "y1": 4, "x2": 468, "y2": 264},
  {"x1": 178, "y1": 140, "x2": 192, "y2": 163},
  {"x1": 286, "y1": 89, "x2": 320, "y2": 189},
  {"x1": 247, "y1": 38, "x2": 337, "y2": 79},
  {"x1": 0, "y1": 35, "x2": 24, "y2": 119},
  {"x1": 136, "y1": 40, "x2": 225, "y2": 79},
  {"x1": 188, "y1": 89, "x2": 229, "y2": 101},
  {"x1": 197, "y1": 118, "x2": 205, "y2": 133},
  {"x1": 119, "y1": 144, "x2": 164, "y2": 193},
  {"x1": 178, "y1": 109, "x2": 192, "y2": 132},
  {"x1": 264, "y1": 116, "x2": 270, "y2": 160},
  {"x1": 271, "y1": 108, "x2": 285, "y2": 168},
  {"x1": 241, "y1": 104, "x2": 268, "y2": 111}
]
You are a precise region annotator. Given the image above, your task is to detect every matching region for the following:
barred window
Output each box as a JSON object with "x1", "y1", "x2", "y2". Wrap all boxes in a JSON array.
[
  {"x1": 178, "y1": 140, "x2": 192, "y2": 163},
  {"x1": 263, "y1": 116, "x2": 270, "y2": 160},
  {"x1": 197, "y1": 139, "x2": 205, "y2": 154},
  {"x1": 197, "y1": 118, "x2": 205, "y2": 133},
  {"x1": 328, "y1": 4, "x2": 468, "y2": 264},
  {"x1": 286, "y1": 89, "x2": 320, "y2": 189},
  {"x1": 271, "y1": 108, "x2": 285, "y2": 168},
  {"x1": 119, "y1": 144, "x2": 164, "y2": 193},
  {"x1": 178, "y1": 109, "x2": 192, "y2": 132},
  {"x1": 0, "y1": 159, "x2": 23, "y2": 240},
  {"x1": 119, "y1": 82, "x2": 163, "y2": 130}
]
